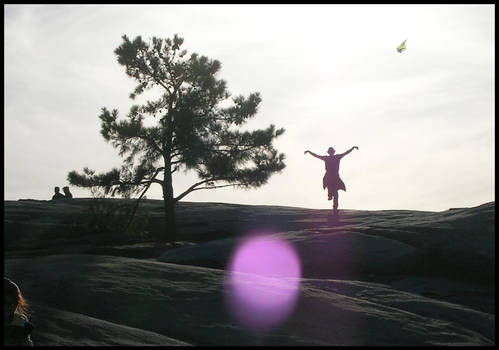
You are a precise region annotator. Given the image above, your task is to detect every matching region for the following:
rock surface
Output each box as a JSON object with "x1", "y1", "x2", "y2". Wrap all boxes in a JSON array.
[{"x1": 4, "y1": 199, "x2": 495, "y2": 345}]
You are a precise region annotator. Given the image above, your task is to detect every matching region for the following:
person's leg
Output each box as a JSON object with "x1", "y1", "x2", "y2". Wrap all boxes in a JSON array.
[
  {"x1": 328, "y1": 187, "x2": 333, "y2": 201},
  {"x1": 333, "y1": 191, "x2": 339, "y2": 212}
]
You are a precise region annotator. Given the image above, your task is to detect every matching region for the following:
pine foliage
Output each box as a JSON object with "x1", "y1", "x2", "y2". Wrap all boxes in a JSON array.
[{"x1": 68, "y1": 34, "x2": 286, "y2": 241}]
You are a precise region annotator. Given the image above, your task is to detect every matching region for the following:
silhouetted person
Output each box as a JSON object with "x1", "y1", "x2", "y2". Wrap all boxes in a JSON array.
[
  {"x1": 304, "y1": 146, "x2": 358, "y2": 215},
  {"x1": 62, "y1": 186, "x2": 73, "y2": 199},
  {"x1": 4, "y1": 277, "x2": 34, "y2": 346},
  {"x1": 52, "y1": 186, "x2": 65, "y2": 200}
]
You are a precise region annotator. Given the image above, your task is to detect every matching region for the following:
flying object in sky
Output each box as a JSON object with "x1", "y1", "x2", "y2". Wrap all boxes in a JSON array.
[
  {"x1": 397, "y1": 39, "x2": 407, "y2": 53},
  {"x1": 397, "y1": 40, "x2": 407, "y2": 53}
]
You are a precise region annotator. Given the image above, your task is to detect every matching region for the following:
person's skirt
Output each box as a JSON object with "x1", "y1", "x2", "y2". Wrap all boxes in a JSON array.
[{"x1": 323, "y1": 173, "x2": 346, "y2": 192}]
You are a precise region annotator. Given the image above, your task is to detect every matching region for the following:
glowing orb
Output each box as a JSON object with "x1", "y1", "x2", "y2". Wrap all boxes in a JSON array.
[{"x1": 225, "y1": 234, "x2": 301, "y2": 331}]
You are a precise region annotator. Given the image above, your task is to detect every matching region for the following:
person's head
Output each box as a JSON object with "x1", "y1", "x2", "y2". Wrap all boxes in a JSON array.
[
  {"x1": 4, "y1": 277, "x2": 28, "y2": 323},
  {"x1": 63, "y1": 186, "x2": 69, "y2": 194},
  {"x1": 327, "y1": 147, "x2": 336, "y2": 156},
  {"x1": 54, "y1": 186, "x2": 60, "y2": 194}
]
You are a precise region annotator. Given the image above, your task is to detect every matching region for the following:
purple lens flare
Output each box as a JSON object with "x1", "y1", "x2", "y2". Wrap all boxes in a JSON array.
[{"x1": 225, "y1": 234, "x2": 302, "y2": 331}]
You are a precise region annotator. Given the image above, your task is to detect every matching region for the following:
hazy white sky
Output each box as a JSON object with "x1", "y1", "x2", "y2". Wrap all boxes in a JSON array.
[{"x1": 4, "y1": 4, "x2": 495, "y2": 211}]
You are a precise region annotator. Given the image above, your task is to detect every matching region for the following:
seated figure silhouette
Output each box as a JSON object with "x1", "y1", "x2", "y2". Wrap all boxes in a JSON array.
[
  {"x1": 51, "y1": 186, "x2": 65, "y2": 200},
  {"x1": 4, "y1": 277, "x2": 34, "y2": 346},
  {"x1": 62, "y1": 186, "x2": 73, "y2": 199},
  {"x1": 304, "y1": 146, "x2": 358, "y2": 215}
]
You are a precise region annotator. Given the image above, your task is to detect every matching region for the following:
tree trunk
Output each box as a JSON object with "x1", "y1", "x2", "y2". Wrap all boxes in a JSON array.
[{"x1": 162, "y1": 172, "x2": 177, "y2": 243}]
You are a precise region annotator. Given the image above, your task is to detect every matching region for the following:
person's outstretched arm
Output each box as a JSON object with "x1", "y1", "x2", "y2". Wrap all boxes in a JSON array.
[
  {"x1": 337, "y1": 146, "x2": 359, "y2": 159},
  {"x1": 304, "y1": 150, "x2": 327, "y2": 161}
]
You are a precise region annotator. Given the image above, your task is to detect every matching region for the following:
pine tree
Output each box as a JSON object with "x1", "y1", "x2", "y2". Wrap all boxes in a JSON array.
[{"x1": 68, "y1": 34, "x2": 286, "y2": 243}]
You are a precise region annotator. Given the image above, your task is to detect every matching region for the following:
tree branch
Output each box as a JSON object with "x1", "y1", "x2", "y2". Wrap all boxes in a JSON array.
[
  {"x1": 174, "y1": 178, "x2": 218, "y2": 202},
  {"x1": 123, "y1": 167, "x2": 162, "y2": 233},
  {"x1": 139, "y1": 131, "x2": 163, "y2": 154},
  {"x1": 174, "y1": 180, "x2": 247, "y2": 203},
  {"x1": 171, "y1": 165, "x2": 180, "y2": 174},
  {"x1": 137, "y1": 48, "x2": 173, "y2": 95},
  {"x1": 191, "y1": 183, "x2": 245, "y2": 191}
]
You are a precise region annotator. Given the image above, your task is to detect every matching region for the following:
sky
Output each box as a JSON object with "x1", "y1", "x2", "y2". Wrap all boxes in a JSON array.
[{"x1": 4, "y1": 4, "x2": 495, "y2": 211}]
